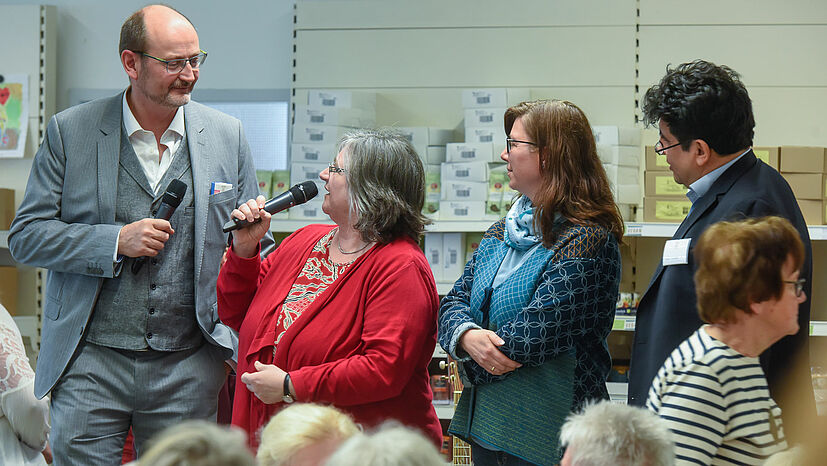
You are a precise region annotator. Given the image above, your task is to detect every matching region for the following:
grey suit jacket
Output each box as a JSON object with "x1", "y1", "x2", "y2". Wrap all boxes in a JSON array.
[{"x1": 9, "y1": 92, "x2": 272, "y2": 398}]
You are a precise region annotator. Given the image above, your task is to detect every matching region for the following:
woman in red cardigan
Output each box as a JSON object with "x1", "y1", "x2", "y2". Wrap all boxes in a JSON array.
[{"x1": 217, "y1": 128, "x2": 442, "y2": 449}]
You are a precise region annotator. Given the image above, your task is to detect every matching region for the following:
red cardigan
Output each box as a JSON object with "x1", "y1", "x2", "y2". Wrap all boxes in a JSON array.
[{"x1": 217, "y1": 224, "x2": 442, "y2": 448}]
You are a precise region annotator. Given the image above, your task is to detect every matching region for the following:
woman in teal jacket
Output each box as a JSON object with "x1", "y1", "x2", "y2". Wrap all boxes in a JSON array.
[{"x1": 438, "y1": 100, "x2": 624, "y2": 466}]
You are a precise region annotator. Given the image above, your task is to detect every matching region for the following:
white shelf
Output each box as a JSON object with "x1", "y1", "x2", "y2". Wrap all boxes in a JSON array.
[
  {"x1": 433, "y1": 346, "x2": 447, "y2": 358},
  {"x1": 811, "y1": 321, "x2": 827, "y2": 336},
  {"x1": 623, "y1": 222, "x2": 827, "y2": 239},
  {"x1": 612, "y1": 316, "x2": 827, "y2": 336},
  {"x1": 433, "y1": 402, "x2": 454, "y2": 420}
]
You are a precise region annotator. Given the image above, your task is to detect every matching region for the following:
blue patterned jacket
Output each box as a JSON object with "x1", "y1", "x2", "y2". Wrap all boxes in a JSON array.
[{"x1": 437, "y1": 218, "x2": 621, "y2": 465}]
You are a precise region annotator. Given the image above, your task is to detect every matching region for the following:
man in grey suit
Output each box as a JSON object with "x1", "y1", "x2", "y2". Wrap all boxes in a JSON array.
[{"x1": 9, "y1": 5, "x2": 271, "y2": 464}]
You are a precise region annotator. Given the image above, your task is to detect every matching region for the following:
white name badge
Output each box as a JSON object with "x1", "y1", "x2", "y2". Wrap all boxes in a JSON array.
[{"x1": 662, "y1": 238, "x2": 691, "y2": 266}]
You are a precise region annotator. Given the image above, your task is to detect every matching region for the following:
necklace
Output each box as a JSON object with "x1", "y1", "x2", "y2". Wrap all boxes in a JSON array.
[{"x1": 336, "y1": 233, "x2": 372, "y2": 255}]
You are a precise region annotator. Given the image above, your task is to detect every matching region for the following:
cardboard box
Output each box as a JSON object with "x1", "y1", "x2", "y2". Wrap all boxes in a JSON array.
[
  {"x1": 753, "y1": 146, "x2": 779, "y2": 170},
  {"x1": 464, "y1": 232, "x2": 484, "y2": 263},
  {"x1": 797, "y1": 199, "x2": 824, "y2": 225},
  {"x1": 307, "y1": 90, "x2": 376, "y2": 110},
  {"x1": 442, "y1": 233, "x2": 466, "y2": 282},
  {"x1": 603, "y1": 164, "x2": 639, "y2": 189},
  {"x1": 441, "y1": 162, "x2": 489, "y2": 182},
  {"x1": 0, "y1": 188, "x2": 14, "y2": 230},
  {"x1": 292, "y1": 124, "x2": 349, "y2": 144},
  {"x1": 486, "y1": 192, "x2": 505, "y2": 217},
  {"x1": 441, "y1": 181, "x2": 489, "y2": 201},
  {"x1": 256, "y1": 170, "x2": 273, "y2": 199},
  {"x1": 270, "y1": 170, "x2": 290, "y2": 218},
  {"x1": 464, "y1": 108, "x2": 506, "y2": 127},
  {"x1": 643, "y1": 197, "x2": 692, "y2": 222},
  {"x1": 780, "y1": 146, "x2": 826, "y2": 173},
  {"x1": 461, "y1": 88, "x2": 530, "y2": 108},
  {"x1": 782, "y1": 173, "x2": 826, "y2": 200},
  {"x1": 290, "y1": 162, "x2": 328, "y2": 183},
  {"x1": 644, "y1": 145, "x2": 670, "y2": 171},
  {"x1": 287, "y1": 198, "x2": 326, "y2": 220},
  {"x1": 293, "y1": 105, "x2": 375, "y2": 127},
  {"x1": 424, "y1": 233, "x2": 443, "y2": 282},
  {"x1": 419, "y1": 146, "x2": 446, "y2": 165},
  {"x1": 645, "y1": 171, "x2": 686, "y2": 197},
  {"x1": 464, "y1": 127, "x2": 506, "y2": 154},
  {"x1": 440, "y1": 201, "x2": 487, "y2": 220},
  {"x1": 397, "y1": 127, "x2": 455, "y2": 147},
  {"x1": 422, "y1": 199, "x2": 439, "y2": 217},
  {"x1": 446, "y1": 143, "x2": 497, "y2": 163},
  {"x1": 291, "y1": 143, "x2": 337, "y2": 163},
  {"x1": 597, "y1": 145, "x2": 640, "y2": 167},
  {"x1": 613, "y1": 184, "x2": 641, "y2": 205},
  {"x1": 592, "y1": 126, "x2": 641, "y2": 146},
  {"x1": 0, "y1": 267, "x2": 18, "y2": 316}
]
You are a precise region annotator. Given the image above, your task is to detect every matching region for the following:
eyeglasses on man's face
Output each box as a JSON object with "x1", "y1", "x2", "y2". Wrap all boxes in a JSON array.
[
  {"x1": 783, "y1": 278, "x2": 806, "y2": 298},
  {"x1": 328, "y1": 162, "x2": 347, "y2": 174},
  {"x1": 654, "y1": 139, "x2": 682, "y2": 155},
  {"x1": 506, "y1": 138, "x2": 537, "y2": 154},
  {"x1": 136, "y1": 50, "x2": 208, "y2": 74}
]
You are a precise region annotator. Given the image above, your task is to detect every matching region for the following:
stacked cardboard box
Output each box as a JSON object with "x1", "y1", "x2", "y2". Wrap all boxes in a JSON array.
[
  {"x1": 642, "y1": 145, "x2": 691, "y2": 222},
  {"x1": 779, "y1": 146, "x2": 827, "y2": 225},
  {"x1": 395, "y1": 127, "x2": 455, "y2": 220},
  {"x1": 289, "y1": 90, "x2": 377, "y2": 219},
  {"x1": 423, "y1": 232, "x2": 465, "y2": 284},
  {"x1": 594, "y1": 126, "x2": 641, "y2": 220}
]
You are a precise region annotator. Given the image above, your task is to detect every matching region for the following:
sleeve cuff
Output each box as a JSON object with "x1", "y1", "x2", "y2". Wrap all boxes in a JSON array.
[{"x1": 449, "y1": 322, "x2": 481, "y2": 362}]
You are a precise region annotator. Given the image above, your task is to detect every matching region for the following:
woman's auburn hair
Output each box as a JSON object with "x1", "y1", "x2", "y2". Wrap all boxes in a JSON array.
[{"x1": 504, "y1": 100, "x2": 624, "y2": 247}]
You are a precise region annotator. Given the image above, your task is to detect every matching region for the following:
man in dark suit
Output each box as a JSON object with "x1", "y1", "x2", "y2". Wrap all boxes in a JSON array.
[
  {"x1": 628, "y1": 60, "x2": 815, "y2": 444},
  {"x1": 9, "y1": 5, "x2": 271, "y2": 464}
]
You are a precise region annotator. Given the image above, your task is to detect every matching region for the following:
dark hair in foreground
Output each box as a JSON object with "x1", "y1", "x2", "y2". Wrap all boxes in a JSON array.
[
  {"x1": 641, "y1": 59, "x2": 754, "y2": 155},
  {"x1": 504, "y1": 99, "x2": 624, "y2": 246}
]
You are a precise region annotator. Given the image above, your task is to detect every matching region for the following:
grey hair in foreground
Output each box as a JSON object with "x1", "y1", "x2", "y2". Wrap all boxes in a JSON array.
[
  {"x1": 337, "y1": 128, "x2": 430, "y2": 244},
  {"x1": 324, "y1": 422, "x2": 444, "y2": 466},
  {"x1": 137, "y1": 420, "x2": 254, "y2": 466},
  {"x1": 559, "y1": 401, "x2": 675, "y2": 466}
]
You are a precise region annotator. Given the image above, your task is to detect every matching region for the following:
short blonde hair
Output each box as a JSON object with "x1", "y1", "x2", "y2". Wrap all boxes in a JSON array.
[
  {"x1": 138, "y1": 420, "x2": 253, "y2": 466},
  {"x1": 694, "y1": 216, "x2": 804, "y2": 323},
  {"x1": 257, "y1": 403, "x2": 359, "y2": 466},
  {"x1": 324, "y1": 422, "x2": 444, "y2": 466}
]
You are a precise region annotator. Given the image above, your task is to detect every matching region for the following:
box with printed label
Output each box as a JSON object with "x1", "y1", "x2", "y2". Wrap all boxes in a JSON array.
[
  {"x1": 441, "y1": 181, "x2": 489, "y2": 201},
  {"x1": 440, "y1": 201, "x2": 487, "y2": 221},
  {"x1": 397, "y1": 127, "x2": 455, "y2": 147},
  {"x1": 423, "y1": 164, "x2": 441, "y2": 218},
  {"x1": 441, "y1": 162, "x2": 489, "y2": 182},
  {"x1": 465, "y1": 232, "x2": 484, "y2": 263},
  {"x1": 293, "y1": 105, "x2": 375, "y2": 127},
  {"x1": 643, "y1": 197, "x2": 692, "y2": 222},
  {"x1": 446, "y1": 143, "x2": 497, "y2": 163},
  {"x1": 597, "y1": 145, "x2": 640, "y2": 167},
  {"x1": 270, "y1": 170, "x2": 290, "y2": 218},
  {"x1": 291, "y1": 144, "x2": 337, "y2": 163},
  {"x1": 419, "y1": 146, "x2": 446, "y2": 165},
  {"x1": 306, "y1": 90, "x2": 376, "y2": 110},
  {"x1": 613, "y1": 184, "x2": 641, "y2": 205},
  {"x1": 645, "y1": 171, "x2": 686, "y2": 197},
  {"x1": 442, "y1": 233, "x2": 466, "y2": 283},
  {"x1": 464, "y1": 108, "x2": 506, "y2": 128},
  {"x1": 424, "y1": 233, "x2": 443, "y2": 282},
  {"x1": 0, "y1": 267, "x2": 18, "y2": 316},
  {"x1": 592, "y1": 126, "x2": 641, "y2": 146},
  {"x1": 292, "y1": 125, "x2": 349, "y2": 144},
  {"x1": 290, "y1": 162, "x2": 328, "y2": 183},
  {"x1": 752, "y1": 146, "x2": 779, "y2": 170},
  {"x1": 603, "y1": 164, "x2": 639, "y2": 189},
  {"x1": 256, "y1": 170, "x2": 273, "y2": 198},
  {"x1": 644, "y1": 145, "x2": 670, "y2": 171},
  {"x1": 465, "y1": 127, "x2": 506, "y2": 153},
  {"x1": 0, "y1": 188, "x2": 14, "y2": 230},
  {"x1": 287, "y1": 198, "x2": 327, "y2": 220},
  {"x1": 782, "y1": 174, "x2": 825, "y2": 200},
  {"x1": 461, "y1": 88, "x2": 530, "y2": 108},
  {"x1": 486, "y1": 192, "x2": 505, "y2": 217},
  {"x1": 797, "y1": 199, "x2": 824, "y2": 225},
  {"x1": 779, "y1": 146, "x2": 826, "y2": 173}
]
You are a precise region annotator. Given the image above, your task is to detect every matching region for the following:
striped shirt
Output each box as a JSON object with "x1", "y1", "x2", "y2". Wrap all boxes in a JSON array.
[{"x1": 646, "y1": 326, "x2": 787, "y2": 465}]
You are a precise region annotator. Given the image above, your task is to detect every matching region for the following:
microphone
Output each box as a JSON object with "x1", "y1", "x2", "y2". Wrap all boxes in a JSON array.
[
  {"x1": 131, "y1": 179, "x2": 188, "y2": 274},
  {"x1": 223, "y1": 181, "x2": 319, "y2": 233}
]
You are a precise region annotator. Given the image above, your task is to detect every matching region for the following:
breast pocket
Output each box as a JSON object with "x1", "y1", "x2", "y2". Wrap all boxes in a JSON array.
[{"x1": 206, "y1": 187, "x2": 238, "y2": 251}]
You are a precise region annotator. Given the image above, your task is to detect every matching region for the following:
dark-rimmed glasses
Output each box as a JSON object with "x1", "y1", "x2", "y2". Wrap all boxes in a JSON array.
[
  {"x1": 136, "y1": 50, "x2": 208, "y2": 74},
  {"x1": 328, "y1": 162, "x2": 347, "y2": 174},
  {"x1": 506, "y1": 138, "x2": 537, "y2": 154},
  {"x1": 654, "y1": 140, "x2": 682, "y2": 155},
  {"x1": 783, "y1": 278, "x2": 806, "y2": 297}
]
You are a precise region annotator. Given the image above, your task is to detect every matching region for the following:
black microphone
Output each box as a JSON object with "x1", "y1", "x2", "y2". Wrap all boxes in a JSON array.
[
  {"x1": 131, "y1": 179, "x2": 188, "y2": 274},
  {"x1": 223, "y1": 181, "x2": 319, "y2": 233}
]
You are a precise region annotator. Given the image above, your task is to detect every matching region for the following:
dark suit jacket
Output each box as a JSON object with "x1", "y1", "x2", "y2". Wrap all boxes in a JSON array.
[{"x1": 628, "y1": 150, "x2": 815, "y2": 443}]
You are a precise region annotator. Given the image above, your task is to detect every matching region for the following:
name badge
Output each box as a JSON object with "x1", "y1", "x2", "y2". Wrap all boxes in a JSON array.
[{"x1": 662, "y1": 238, "x2": 691, "y2": 266}]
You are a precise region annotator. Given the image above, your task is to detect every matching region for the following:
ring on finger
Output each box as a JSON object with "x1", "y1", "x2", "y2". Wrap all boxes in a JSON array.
[{"x1": 491, "y1": 365, "x2": 496, "y2": 372}]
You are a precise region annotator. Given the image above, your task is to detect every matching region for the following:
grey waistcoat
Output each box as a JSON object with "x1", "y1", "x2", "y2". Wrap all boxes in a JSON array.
[{"x1": 86, "y1": 127, "x2": 201, "y2": 351}]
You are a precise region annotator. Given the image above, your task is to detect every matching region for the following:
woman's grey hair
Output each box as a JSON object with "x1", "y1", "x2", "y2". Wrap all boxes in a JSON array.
[
  {"x1": 559, "y1": 401, "x2": 675, "y2": 466},
  {"x1": 337, "y1": 128, "x2": 430, "y2": 244},
  {"x1": 323, "y1": 422, "x2": 444, "y2": 466},
  {"x1": 137, "y1": 420, "x2": 255, "y2": 466}
]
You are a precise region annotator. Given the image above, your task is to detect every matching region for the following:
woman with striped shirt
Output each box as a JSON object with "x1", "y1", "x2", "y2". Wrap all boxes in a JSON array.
[{"x1": 646, "y1": 216, "x2": 805, "y2": 465}]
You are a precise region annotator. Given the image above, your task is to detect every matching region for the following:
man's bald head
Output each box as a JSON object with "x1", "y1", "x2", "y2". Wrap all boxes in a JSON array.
[{"x1": 119, "y1": 4, "x2": 195, "y2": 56}]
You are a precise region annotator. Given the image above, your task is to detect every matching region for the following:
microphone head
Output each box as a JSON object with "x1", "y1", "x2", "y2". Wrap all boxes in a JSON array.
[
  {"x1": 290, "y1": 181, "x2": 319, "y2": 203},
  {"x1": 162, "y1": 179, "x2": 188, "y2": 208}
]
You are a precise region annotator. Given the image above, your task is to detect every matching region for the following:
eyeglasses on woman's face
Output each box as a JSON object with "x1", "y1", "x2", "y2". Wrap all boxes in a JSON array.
[
  {"x1": 783, "y1": 278, "x2": 806, "y2": 297},
  {"x1": 506, "y1": 138, "x2": 537, "y2": 154},
  {"x1": 327, "y1": 162, "x2": 347, "y2": 174}
]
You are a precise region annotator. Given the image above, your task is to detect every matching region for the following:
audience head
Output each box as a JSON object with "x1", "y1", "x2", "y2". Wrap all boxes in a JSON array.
[
  {"x1": 257, "y1": 403, "x2": 360, "y2": 466},
  {"x1": 333, "y1": 128, "x2": 429, "y2": 244},
  {"x1": 694, "y1": 216, "x2": 805, "y2": 325},
  {"x1": 503, "y1": 99, "x2": 623, "y2": 245},
  {"x1": 641, "y1": 59, "x2": 754, "y2": 155},
  {"x1": 559, "y1": 401, "x2": 675, "y2": 466},
  {"x1": 324, "y1": 422, "x2": 444, "y2": 466},
  {"x1": 137, "y1": 420, "x2": 254, "y2": 466}
]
